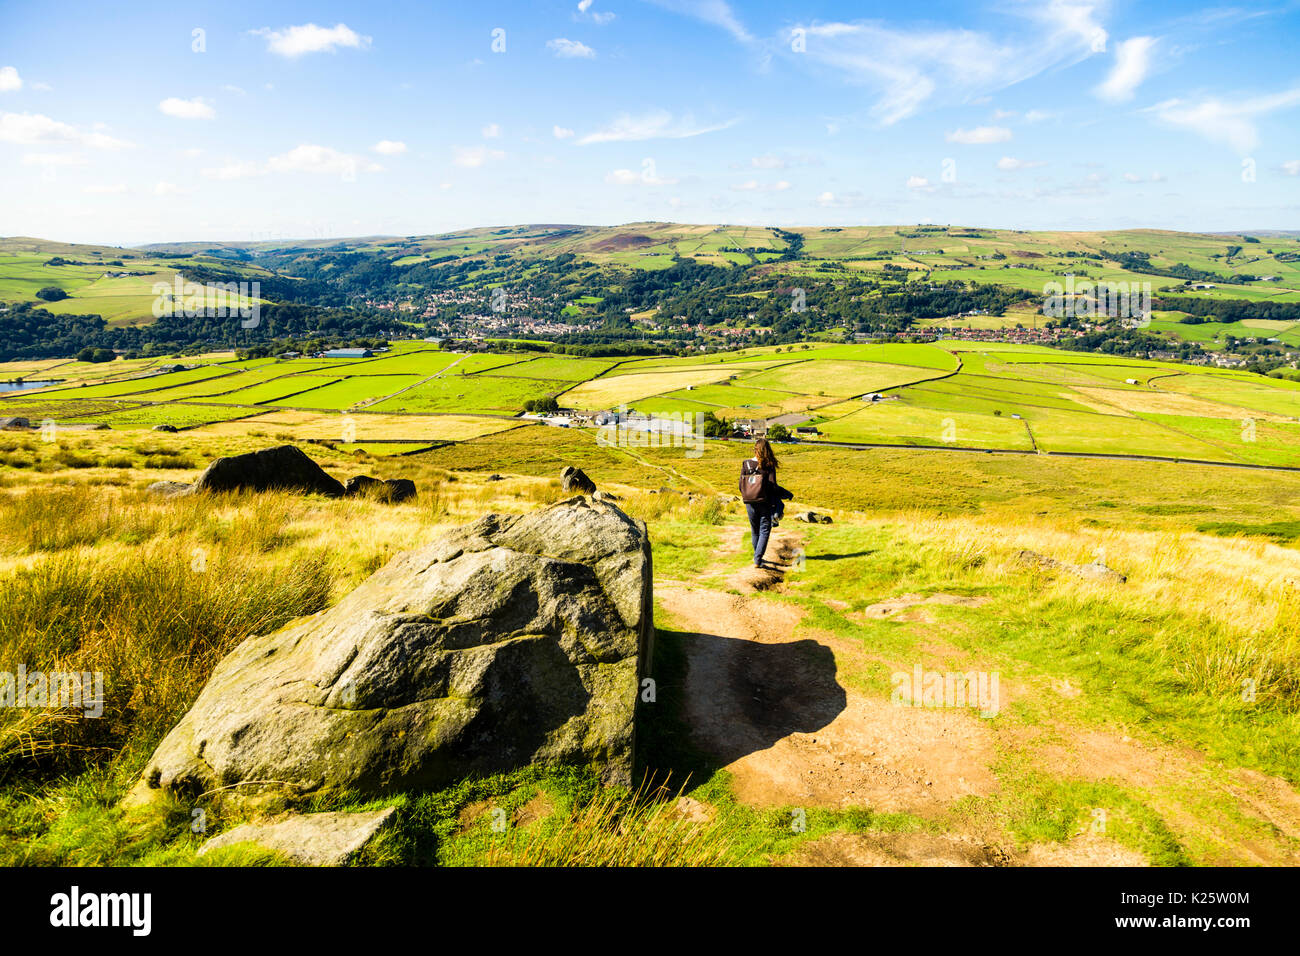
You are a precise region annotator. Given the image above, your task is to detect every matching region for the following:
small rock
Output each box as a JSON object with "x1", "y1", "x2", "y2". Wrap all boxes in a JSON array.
[
  {"x1": 796, "y1": 511, "x2": 833, "y2": 524},
  {"x1": 560, "y1": 465, "x2": 596, "y2": 494},
  {"x1": 147, "y1": 480, "x2": 193, "y2": 498},
  {"x1": 152, "y1": 424, "x2": 178, "y2": 433}
]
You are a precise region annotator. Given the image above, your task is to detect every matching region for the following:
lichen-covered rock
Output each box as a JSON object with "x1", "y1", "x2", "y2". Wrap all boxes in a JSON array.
[
  {"x1": 131, "y1": 496, "x2": 652, "y2": 804},
  {"x1": 198, "y1": 808, "x2": 396, "y2": 866},
  {"x1": 190, "y1": 444, "x2": 344, "y2": 497}
]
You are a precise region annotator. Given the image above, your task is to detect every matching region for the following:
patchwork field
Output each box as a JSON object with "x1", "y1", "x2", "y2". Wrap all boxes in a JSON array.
[{"x1": 1, "y1": 341, "x2": 1297, "y2": 465}]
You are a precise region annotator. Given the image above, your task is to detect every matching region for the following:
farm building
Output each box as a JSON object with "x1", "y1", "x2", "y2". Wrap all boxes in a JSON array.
[
  {"x1": 795, "y1": 426, "x2": 821, "y2": 437},
  {"x1": 321, "y1": 348, "x2": 374, "y2": 358}
]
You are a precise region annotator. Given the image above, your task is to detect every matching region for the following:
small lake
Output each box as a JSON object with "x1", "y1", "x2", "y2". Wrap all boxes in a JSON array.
[{"x1": 0, "y1": 380, "x2": 61, "y2": 392}]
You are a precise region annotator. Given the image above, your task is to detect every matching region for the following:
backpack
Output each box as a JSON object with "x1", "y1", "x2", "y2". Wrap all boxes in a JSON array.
[{"x1": 739, "y1": 459, "x2": 768, "y2": 503}]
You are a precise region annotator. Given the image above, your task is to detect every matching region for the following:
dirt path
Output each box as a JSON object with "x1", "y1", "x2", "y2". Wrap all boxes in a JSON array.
[{"x1": 656, "y1": 522, "x2": 1300, "y2": 866}]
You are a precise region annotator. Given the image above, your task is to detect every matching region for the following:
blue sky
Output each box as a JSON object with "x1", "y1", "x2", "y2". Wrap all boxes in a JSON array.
[{"x1": 1, "y1": 0, "x2": 1298, "y2": 244}]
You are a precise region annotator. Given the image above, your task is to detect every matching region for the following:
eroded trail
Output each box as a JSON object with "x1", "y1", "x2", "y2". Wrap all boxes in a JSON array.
[{"x1": 656, "y1": 523, "x2": 1300, "y2": 866}]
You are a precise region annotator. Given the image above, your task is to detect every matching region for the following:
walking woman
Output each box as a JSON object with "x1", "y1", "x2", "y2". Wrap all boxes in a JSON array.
[{"x1": 738, "y1": 437, "x2": 783, "y2": 568}]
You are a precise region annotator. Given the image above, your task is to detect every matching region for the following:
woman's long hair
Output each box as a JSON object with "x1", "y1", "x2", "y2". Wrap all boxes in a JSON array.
[{"x1": 754, "y1": 437, "x2": 779, "y2": 471}]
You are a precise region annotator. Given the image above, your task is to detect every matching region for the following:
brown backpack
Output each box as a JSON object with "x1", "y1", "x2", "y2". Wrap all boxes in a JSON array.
[{"x1": 739, "y1": 459, "x2": 767, "y2": 503}]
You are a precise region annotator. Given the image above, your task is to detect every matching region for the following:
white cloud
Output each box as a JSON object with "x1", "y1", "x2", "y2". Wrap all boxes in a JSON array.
[
  {"x1": 0, "y1": 111, "x2": 131, "y2": 149},
  {"x1": 1023, "y1": 109, "x2": 1055, "y2": 123},
  {"x1": 1283, "y1": 159, "x2": 1300, "y2": 176},
  {"x1": 83, "y1": 183, "x2": 127, "y2": 195},
  {"x1": 202, "y1": 160, "x2": 263, "y2": 181},
  {"x1": 1147, "y1": 87, "x2": 1300, "y2": 153},
  {"x1": 373, "y1": 140, "x2": 407, "y2": 155},
  {"x1": 1095, "y1": 36, "x2": 1156, "y2": 102},
  {"x1": 21, "y1": 152, "x2": 87, "y2": 166},
  {"x1": 548, "y1": 38, "x2": 595, "y2": 58},
  {"x1": 788, "y1": 2, "x2": 1108, "y2": 125},
  {"x1": 576, "y1": 1, "x2": 615, "y2": 24},
  {"x1": 253, "y1": 23, "x2": 371, "y2": 58},
  {"x1": 606, "y1": 165, "x2": 678, "y2": 185},
  {"x1": 0, "y1": 66, "x2": 21, "y2": 92},
  {"x1": 154, "y1": 182, "x2": 188, "y2": 196},
  {"x1": 1123, "y1": 171, "x2": 1166, "y2": 183},
  {"x1": 997, "y1": 156, "x2": 1046, "y2": 170},
  {"x1": 578, "y1": 109, "x2": 739, "y2": 145},
  {"x1": 159, "y1": 97, "x2": 215, "y2": 120},
  {"x1": 906, "y1": 175, "x2": 934, "y2": 190},
  {"x1": 222, "y1": 84, "x2": 247, "y2": 95},
  {"x1": 179, "y1": 147, "x2": 203, "y2": 158},
  {"x1": 482, "y1": 123, "x2": 501, "y2": 138},
  {"x1": 201, "y1": 145, "x2": 381, "y2": 180},
  {"x1": 946, "y1": 126, "x2": 1012, "y2": 144},
  {"x1": 553, "y1": 125, "x2": 575, "y2": 139},
  {"x1": 453, "y1": 145, "x2": 505, "y2": 168},
  {"x1": 751, "y1": 154, "x2": 786, "y2": 169},
  {"x1": 731, "y1": 179, "x2": 790, "y2": 191},
  {"x1": 267, "y1": 144, "x2": 382, "y2": 176},
  {"x1": 647, "y1": 1, "x2": 752, "y2": 43}
]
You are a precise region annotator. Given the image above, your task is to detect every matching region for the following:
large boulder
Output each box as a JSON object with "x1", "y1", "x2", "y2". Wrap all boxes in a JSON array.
[
  {"x1": 190, "y1": 444, "x2": 345, "y2": 497},
  {"x1": 131, "y1": 496, "x2": 652, "y2": 804},
  {"x1": 560, "y1": 465, "x2": 596, "y2": 495},
  {"x1": 0, "y1": 417, "x2": 32, "y2": 430}
]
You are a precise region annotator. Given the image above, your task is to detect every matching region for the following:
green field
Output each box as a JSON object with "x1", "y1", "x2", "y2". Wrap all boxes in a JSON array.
[{"x1": 2, "y1": 340, "x2": 1297, "y2": 464}]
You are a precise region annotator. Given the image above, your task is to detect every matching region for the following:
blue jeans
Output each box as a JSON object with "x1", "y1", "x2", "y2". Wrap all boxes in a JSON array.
[{"x1": 745, "y1": 502, "x2": 773, "y2": 565}]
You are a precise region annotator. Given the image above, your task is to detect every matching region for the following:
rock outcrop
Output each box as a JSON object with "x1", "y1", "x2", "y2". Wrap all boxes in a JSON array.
[
  {"x1": 132, "y1": 496, "x2": 652, "y2": 804},
  {"x1": 560, "y1": 465, "x2": 597, "y2": 495}
]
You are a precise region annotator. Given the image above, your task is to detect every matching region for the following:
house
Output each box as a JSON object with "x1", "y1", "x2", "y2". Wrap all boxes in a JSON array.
[
  {"x1": 277, "y1": 351, "x2": 301, "y2": 359},
  {"x1": 795, "y1": 426, "x2": 821, "y2": 437},
  {"x1": 322, "y1": 348, "x2": 373, "y2": 359},
  {"x1": 735, "y1": 419, "x2": 767, "y2": 437}
]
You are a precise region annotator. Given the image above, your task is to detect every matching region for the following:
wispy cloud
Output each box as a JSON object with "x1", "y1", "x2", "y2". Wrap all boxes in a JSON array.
[
  {"x1": 997, "y1": 156, "x2": 1046, "y2": 170},
  {"x1": 547, "y1": 38, "x2": 595, "y2": 59},
  {"x1": 202, "y1": 145, "x2": 382, "y2": 180},
  {"x1": 1095, "y1": 36, "x2": 1156, "y2": 102},
  {"x1": 731, "y1": 179, "x2": 790, "y2": 191},
  {"x1": 0, "y1": 111, "x2": 131, "y2": 149},
  {"x1": 606, "y1": 164, "x2": 678, "y2": 185},
  {"x1": 553, "y1": 125, "x2": 575, "y2": 139},
  {"x1": 577, "y1": 109, "x2": 739, "y2": 145},
  {"x1": 372, "y1": 140, "x2": 407, "y2": 155},
  {"x1": 575, "y1": 0, "x2": 615, "y2": 25},
  {"x1": 785, "y1": 1, "x2": 1109, "y2": 125},
  {"x1": 1147, "y1": 87, "x2": 1300, "y2": 153},
  {"x1": 453, "y1": 145, "x2": 505, "y2": 168},
  {"x1": 252, "y1": 23, "x2": 371, "y2": 58},
  {"x1": 946, "y1": 126, "x2": 1011, "y2": 144},
  {"x1": 158, "y1": 97, "x2": 215, "y2": 120},
  {"x1": 646, "y1": 0, "x2": 752, "y2": 43}
]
